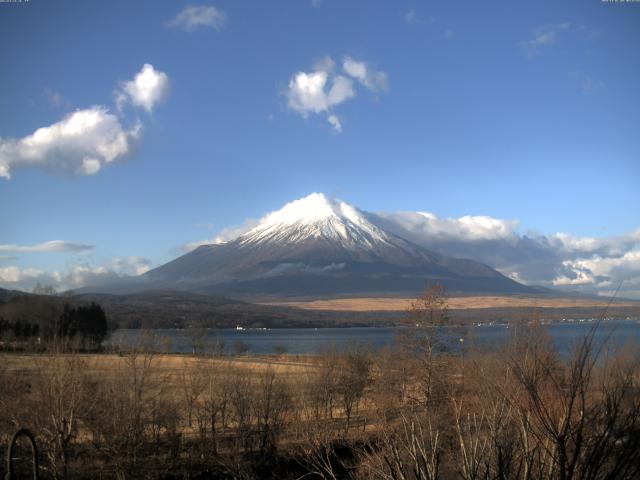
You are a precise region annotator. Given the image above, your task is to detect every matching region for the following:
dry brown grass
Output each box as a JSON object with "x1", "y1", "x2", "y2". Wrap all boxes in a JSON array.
[
  {"x1": 263, "y1": 295, "x2": 640, "y2": 311},
  {"x1": 0, "y1": 352, "x2": 317, "y2": 378}
]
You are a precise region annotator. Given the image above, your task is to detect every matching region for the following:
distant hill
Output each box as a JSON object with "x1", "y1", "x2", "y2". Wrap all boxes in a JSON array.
[{"x1": 72, "y1": 290, "x2": 393, "y2": 329}]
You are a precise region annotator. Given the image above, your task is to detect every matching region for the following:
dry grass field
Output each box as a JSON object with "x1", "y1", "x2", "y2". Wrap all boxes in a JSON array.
[
  {"x1": 0, "y1": 352, "x2": 317, "y2": 378},
  {"x1": 264, "y1": 295, "x2": 640, "y2": 311}
]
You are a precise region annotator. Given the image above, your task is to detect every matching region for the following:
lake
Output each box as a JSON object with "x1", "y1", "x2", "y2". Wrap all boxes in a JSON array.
[{"x1": 107, "y1": 319, "x2": 640, "y2": 357}]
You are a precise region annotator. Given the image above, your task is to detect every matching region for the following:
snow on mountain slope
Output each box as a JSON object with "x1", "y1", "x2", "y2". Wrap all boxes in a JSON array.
[
  {"x1": 236, "y1": 193, "x2": 429, "y2": 259},
  {"x1": 141, "y1": 192, "x2": 536, "y2": 296},
  {"x1": 240, "y1": 193, "x2": 390, "y2": 248}
]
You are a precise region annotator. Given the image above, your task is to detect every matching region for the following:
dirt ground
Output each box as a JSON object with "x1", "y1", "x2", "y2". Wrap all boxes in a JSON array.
[{"x1": 262, "y1": 295, "x2": 640, "y2": 312}]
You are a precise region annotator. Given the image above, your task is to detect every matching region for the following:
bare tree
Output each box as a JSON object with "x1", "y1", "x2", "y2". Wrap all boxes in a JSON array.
[
  {"x1": 403, "y1": 284, "x2": 450, "y2": 407},
  {"x1": 336, "y1": 344, "x2": 373, "y2": 434},
  {"x1": 184, "y1": 321, "x2": 208, "y2": 355},
  {"x1": 253, "y1": 367, "x2": 291, "y2": 450},
  {"x1": 31, "y1": 348, "x2": 92, "y2": 479}
]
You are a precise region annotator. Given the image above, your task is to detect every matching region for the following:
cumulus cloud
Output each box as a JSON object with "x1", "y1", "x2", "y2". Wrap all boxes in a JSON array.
[
  {"x1": 520, "y1": 22, "x2": 571, "y2": 56},
  {"x1": 116, "y1": 64, "x2": 170, "y2": 113},
  {"x1": 0, "y1": 256, "x2": 152, "y2": 292},
  {"x1": 285, "y1": 56, "x2": 387, "y2": 132},
  {"x1": 374, "y1": 211, "x2": 640, "y2": 298},
  {"x1": 0, "y1": 107, "x2": 140, "y2": 179},
  {"x1": 0, "y1": 240, "x2": 93, "y2": 253},
  {"x1": 166, "y1": 5, "x2": 226, "y2": 32},
  {"x1": 0, "y1": 267, "x2": 59, "y2": 289},
  {"x1": 1, "y1": 64, "x2": 168, "y2": 180},
  {"x1": 286, "y1": 71, "x2": 355, "y2": 116}
]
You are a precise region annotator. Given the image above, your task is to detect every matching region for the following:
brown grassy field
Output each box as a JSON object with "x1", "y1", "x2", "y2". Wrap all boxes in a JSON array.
[
  {"x1": 263, "y1": 295, "x2": 640, "y2": 312},
  {"x1": 0, "y1": 352, "x2": 317, "y2": 377}
]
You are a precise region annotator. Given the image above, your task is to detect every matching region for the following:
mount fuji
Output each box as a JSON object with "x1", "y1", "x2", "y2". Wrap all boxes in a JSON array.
[{"x1": 136, "y1": 193, "x2": 536, "y2": 298}]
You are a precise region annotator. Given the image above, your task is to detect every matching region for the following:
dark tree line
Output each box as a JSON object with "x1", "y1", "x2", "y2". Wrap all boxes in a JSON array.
[{"x1": 0, "y1": 296, "x2": 108, "y2": 349}]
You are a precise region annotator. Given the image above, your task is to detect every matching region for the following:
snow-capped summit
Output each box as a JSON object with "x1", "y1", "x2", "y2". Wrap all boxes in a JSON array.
[
  {"x1": 239, "y1": 192, "x2": 399, "y2": 251},
  {"x1": 142, "y1": 193, "x2": 536, "y2": 297}
]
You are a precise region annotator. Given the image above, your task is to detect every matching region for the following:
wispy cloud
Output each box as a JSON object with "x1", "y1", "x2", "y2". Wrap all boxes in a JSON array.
[
  {"x1": 404, "y1": 9, "x2": 417, "y2": 24},
  {"x1": 166, "y1": 5, "x2": 226, "y2": 32},
  {"x1": 520, "y1": 22, "x2": 571, "y2": 56},
  {"x1": 194, "y1": 222, "x2": 214, "y2": 230},
  {"x1": 327, "y1": 114, "x2": 342, "y2": 133},
  {"x1": 343, "y1": 57, "x2": 389, "y2": 92},
  {"x1": 43, "y1": 87, "x2": 71, "y2": 109},
  {"x1": 579, "y1": 75, "x2": 604, "y2": 95},
  {"x1": 0, "y1": 240, "x2": 94, "y2": 253},
  {"x1": 402, "y1": 8, "x2": 435, "y2": 25}
]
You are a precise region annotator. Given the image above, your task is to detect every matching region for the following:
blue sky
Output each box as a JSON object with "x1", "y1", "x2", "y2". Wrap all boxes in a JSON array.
[{"x1": 1, "y1": 0, "x2": 639, "y2": 296}]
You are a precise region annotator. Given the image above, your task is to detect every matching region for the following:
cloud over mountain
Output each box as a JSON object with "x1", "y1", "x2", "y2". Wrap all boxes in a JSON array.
[
  {"x1": 185, "y1": 195, "x2": 640, "y2": 298},
  {"x1": 375, "y1": 211, "x2": 640, "y2": 298}
]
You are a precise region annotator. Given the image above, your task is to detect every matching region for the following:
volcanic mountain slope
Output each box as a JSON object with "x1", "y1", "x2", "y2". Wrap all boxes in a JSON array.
[{"x1": 142, "y1": 193, "x2": 537, "y2": 297}]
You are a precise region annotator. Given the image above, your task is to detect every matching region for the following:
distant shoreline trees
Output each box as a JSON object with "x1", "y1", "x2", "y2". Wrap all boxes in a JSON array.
[{"x1": 0, "y1": 292, "x2": 109, "y2": 350}]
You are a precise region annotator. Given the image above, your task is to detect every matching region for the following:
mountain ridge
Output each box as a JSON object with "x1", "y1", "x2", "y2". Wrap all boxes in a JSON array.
[{"x1": 139, "y1": 193, "x2": 536, "y2": 297}]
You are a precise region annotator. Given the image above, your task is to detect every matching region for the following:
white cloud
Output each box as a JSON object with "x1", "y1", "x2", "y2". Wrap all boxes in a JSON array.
[
  {"x1": 376, "y1": 210, "x2": 640, "y2": 298},
  {"x1": 0, "y1": 240, "x2": 93, "y2": 253},
  {"x1": 166, "y1": 5, "x2": 226, "y2": 32},
  {"x1": 553, "y1": 248, "x2": 640, "y2": 289},
  {"x1": 343, "y1": 57, "x2": 389, "y2": 92},
  {"x1": 327, "y1": 114, "x2": 342, "y2": 133},
  {"x1": 375, "y1": 211, "x2": 520, "y2": 243},
  {"x1": 0, "y1": 266, "x2": 59, "y2": 287},
  {"x1": 1, "y1": 64, "x2": 169, "y2": 180},
  {"x1": 520, "y1": 22, "x2": 571, "y2": 56},
  {"x1": 0, "y1": 256, "x2": 153, "y2": 292},
  {"x1": 286, "y1": 71, "x2": 355, "y2": 116},
  {"x1": 285, "y1": 56, "x2": 387, "y2": 131},
  {"x1": 0, "y1": 107, "x2": 140, "y2": 179},
  {"x1": 116, "y1": 64, "x2": 170, "y2": 113}
]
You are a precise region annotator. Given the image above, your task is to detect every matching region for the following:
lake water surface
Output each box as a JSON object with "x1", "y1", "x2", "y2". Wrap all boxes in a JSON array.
[{"x1": 108, "y1": 320, "x2": 640, "y2": 357}]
